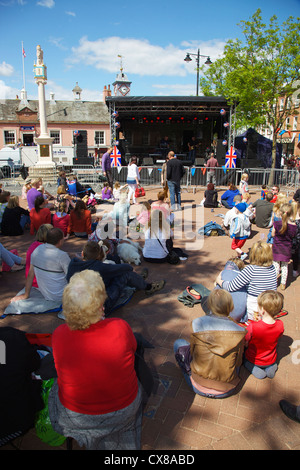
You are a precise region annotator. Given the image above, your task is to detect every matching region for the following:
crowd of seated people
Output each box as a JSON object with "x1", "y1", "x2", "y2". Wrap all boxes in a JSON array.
[{"x1": 1, "y1": 168, "x2": 300, "y2": 449}]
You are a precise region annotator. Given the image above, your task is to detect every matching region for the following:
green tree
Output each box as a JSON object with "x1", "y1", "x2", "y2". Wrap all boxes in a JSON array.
[{"x1": 200, "y1": 9, "x2": 300, "y2": 180}]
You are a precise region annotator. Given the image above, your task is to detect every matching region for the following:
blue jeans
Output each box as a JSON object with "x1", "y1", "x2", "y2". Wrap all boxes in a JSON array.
[
  {"x1": 0, "y1": 243, "x2": 22, "y2": 268},
  {"x1": 20, "y1": 214, "x2": 30, "y2": 229},
  {"x1": 167, "y1": 180, "x2": 181, "y2": 208}
]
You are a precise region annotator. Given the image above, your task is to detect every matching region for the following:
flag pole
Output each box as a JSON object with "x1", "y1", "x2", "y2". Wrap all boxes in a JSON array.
[{"x1": 22, "y1": 41, "x2": 26, "y2": 90}]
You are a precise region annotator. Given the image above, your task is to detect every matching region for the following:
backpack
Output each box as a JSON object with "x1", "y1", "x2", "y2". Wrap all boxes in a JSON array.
[
  {"x1": 198, "y1": 221, "x2": 225, "y2": 237},
  {"x1": 178, "y1": 283, "x2": 211, "y2": 308}
]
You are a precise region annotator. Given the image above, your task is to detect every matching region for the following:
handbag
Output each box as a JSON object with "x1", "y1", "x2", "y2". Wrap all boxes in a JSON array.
[
  {"x1": 157, "y1": 237, "x2": 180, "y2": 264},
  {"x1": 135, "y1": 185, "x2": 145, "y2": 197}
]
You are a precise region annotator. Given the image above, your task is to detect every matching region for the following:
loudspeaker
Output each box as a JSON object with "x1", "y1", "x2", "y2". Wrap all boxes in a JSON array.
[
  {"x1": 216, "y1": 139, "x2": 227, "y2": 161},
  {"x1": 75, "y1": 130, "x2": 88, "y2": 160}
]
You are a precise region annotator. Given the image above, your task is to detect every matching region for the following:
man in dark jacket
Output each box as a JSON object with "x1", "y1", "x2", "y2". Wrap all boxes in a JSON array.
[
  {"x1": 166, "y1": 151, "x2": 185, "y2": 209},
  {"x1": 66, "y1": 241, "x2": 165, "y2": 314}
]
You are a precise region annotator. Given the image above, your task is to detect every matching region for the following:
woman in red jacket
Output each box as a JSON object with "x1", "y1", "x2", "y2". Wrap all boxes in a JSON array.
[
  {"x1": 29, "y1": 195, "x2": 51, "y2": 235},
  {"x1": 66, "y1": 199, "x2": 91, "y2": 238},
  {"x1": 48, "y1": 269, "x2": 142, "y2": 450}
]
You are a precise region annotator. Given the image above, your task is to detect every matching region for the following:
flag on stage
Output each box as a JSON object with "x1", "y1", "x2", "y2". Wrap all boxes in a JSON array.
[
  {"x1": 225, "y1": 146, "x2": 237, "y2": 169},
  {"x1": 110, "y1": 146, "x2": 122, "y2": 167}
]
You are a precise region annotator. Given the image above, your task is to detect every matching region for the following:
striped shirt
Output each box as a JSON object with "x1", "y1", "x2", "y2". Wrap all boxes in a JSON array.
[{"x1": 222, "y1": 264, "x2": 277, "y2": 298}]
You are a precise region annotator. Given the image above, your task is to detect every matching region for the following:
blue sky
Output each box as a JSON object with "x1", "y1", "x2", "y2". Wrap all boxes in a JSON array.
[{"x1": 0, "y1": 0, "x2": 299, "y2": 101}]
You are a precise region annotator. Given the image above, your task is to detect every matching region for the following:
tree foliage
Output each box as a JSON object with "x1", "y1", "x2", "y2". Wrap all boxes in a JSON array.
[{"x1": 200, "y1": 9, "x2": 300, "y2": 170}]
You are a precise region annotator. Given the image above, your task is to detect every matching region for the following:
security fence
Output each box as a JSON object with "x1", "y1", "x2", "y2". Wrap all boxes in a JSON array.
[{"x1": 0, "y1": 163, "x2": 299, "y2": 193}]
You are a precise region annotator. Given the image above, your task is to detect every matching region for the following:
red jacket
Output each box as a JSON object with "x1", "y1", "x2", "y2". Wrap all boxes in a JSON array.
[
  {"x1": 30, "y1": 207, "x2": 51, "y2": 235},
  {"x1": 67, "y1": 209, "x2": 91, "y2": 235},
  {"x1": 52, "y1": 318, "x2": 138, "y2": 414}
]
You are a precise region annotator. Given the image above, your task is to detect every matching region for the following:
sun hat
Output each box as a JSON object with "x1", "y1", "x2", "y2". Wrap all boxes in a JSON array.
[{"x1": 235, "y1": 202, "x2": 247, "y2": 213}]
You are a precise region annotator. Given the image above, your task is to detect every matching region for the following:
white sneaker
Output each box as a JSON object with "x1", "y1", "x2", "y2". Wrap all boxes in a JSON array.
[
  {"x1": 57, "y1": 311, "x2": 65, "y2": 320},
  {"x1": 241, "y1": 253, "x2": 248, "y2": 261}
]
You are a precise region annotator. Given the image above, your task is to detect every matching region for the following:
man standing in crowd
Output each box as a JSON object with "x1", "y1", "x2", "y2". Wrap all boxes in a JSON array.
[
  {"x1": 167, "y1": 151, "x2": 185, "y2": 209},
  {"x1": 205, "y1": 152, "x2": 218, "y2": 186},
  {"x1": 102, "y1": 147, "x2": 113, "y2": 189}
]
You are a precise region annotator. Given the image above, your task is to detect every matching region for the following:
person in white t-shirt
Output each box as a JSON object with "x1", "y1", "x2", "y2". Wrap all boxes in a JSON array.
[
  {"x1": 143, "y1": 210, "x2": 172, "y2": 263},
  {"x1": 127, "y1": 157, "x2": 140, "y2": 204}
]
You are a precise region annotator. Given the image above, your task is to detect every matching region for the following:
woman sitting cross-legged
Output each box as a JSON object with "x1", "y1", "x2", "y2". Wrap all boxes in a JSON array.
[
  {"x1": 48, "y1": 269, "x2": 143, "y2": 450},
  {"x1": 174, "y1": 289, "x2": 246, "y2": 399},
  {"x1": 65, "y1": 199, "x2": 91, "y2": 239},
  {"x1": 142, "y1": 209, "x2": 172, "y2": 263},
  {"x1": 1, "y1": 195, "x2": 30, "y2": 236}
]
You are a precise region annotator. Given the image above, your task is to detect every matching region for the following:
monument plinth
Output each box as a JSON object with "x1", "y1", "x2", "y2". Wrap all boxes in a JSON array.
[{"x1": 33, "y1": 45, "x2": 55, "y2": 168}]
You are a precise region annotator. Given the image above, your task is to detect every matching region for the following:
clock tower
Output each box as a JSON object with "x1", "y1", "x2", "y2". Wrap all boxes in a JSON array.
[{"x1": 112, "y1": 58, "x2": 131, "y2": 97}]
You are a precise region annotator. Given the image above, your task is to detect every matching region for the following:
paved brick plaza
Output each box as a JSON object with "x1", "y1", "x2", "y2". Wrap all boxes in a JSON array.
[{"x1": 1, "y1": 185, "x2": 300, "y2": 450}]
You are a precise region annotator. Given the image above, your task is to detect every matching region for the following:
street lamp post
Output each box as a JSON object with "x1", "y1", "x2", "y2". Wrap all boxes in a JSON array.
[{"x1": 184, "y1": 49, "x2": 212, "y2": 96}]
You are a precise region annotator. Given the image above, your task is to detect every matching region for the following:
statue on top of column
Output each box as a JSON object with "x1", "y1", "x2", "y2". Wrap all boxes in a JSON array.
[{"x1": 36, "y1": 45, "x2": 44, "y2": 65}]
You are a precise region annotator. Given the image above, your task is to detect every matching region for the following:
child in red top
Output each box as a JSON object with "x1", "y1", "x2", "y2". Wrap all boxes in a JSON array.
[
  {"x1": 52, "y1": 201, "x2": 70, "y2": 236},
  {"x1": 244, "y1": 290, "x2": 284, "y2": 379}
]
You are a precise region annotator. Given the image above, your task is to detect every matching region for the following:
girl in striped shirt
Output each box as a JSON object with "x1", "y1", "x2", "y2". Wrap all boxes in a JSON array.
[{"x1": 216, "y1": 241, "x2": 277, "y2": 321}]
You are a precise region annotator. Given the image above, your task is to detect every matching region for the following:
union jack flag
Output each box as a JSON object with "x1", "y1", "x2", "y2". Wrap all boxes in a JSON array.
[
  {"x1": 110, "y1": 146, "x2": 122, "y2": 167},
  {"x1": 225, "y1": 146, "x2": 237, "y2": 169}
]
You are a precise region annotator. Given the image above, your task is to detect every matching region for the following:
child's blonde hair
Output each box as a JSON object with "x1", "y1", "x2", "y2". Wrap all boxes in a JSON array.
[
  {"x1": 207, "y1": 289, "x2": 234, "y2": 317},
  {"x1": 257, "y1": 290, "x2": 283, "y2": 317},
  {"x1": 114, "y1": 181, "x2": 120, "y2": 189},
  {"x1": 241, "y1": 173, "x2": 248, "y2": 181},
  {"x1": 273, "y1": 193, "x2": 288, "y2": 215},
  {"x1": 242, "y1": 192, "x2": 251, "y2": 202},
  {"x1": 249, "y1": 241, "x2": 273, "y2": 267},
  {"x1": 279, "y1": 203, "x2": 293, "y2": 235}
]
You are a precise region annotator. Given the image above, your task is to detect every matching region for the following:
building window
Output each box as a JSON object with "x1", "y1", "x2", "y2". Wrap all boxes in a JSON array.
[
  {"x1": 293, "y1": 116, "x2": 298, "y2": 130},
  {"x1": 4, "y1": 130, "x2": 16, "y2": 145},
  {"x1": 95, "y1": 131, "x2": 105, "y2": 145},
  {"x1": 50, "y1": 130, "x2": 61, "y2": 145}
]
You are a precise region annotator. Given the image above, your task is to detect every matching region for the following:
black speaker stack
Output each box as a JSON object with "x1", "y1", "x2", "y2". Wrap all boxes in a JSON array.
[{"x1": 73, "y1": 130, "x2": 90, "y2": 165}]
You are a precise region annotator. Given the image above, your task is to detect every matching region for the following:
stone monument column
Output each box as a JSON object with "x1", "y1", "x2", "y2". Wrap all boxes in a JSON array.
[{"x1": 33, "y1": 44, "x2": 55, "y2": 167}]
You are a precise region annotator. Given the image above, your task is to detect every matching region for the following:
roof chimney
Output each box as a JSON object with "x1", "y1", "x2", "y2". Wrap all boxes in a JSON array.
[{"x1": 103, "y1": 85, "x2": 112, "y2": 102}]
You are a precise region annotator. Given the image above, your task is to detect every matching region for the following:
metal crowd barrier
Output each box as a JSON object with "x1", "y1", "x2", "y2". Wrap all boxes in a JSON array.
[{"x1": 1, "y1": 163, "x2": 299, "y2": 193}]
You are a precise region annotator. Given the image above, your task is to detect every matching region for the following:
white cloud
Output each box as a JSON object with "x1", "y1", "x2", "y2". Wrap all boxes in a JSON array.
[
  {"x1": 152, "y1": 83, "x2": 196, "y2": 96},
  {"x1": 36, "y1": 0, "x2": 55, "y2": 8},
  {"x1": 49, "y1": 37, "x2": 67, "y2": 51},
  {"x1": 67, "y1": 36, "x2": 226, "y2": 78},
  {"x1": 0, "y1": 80, "x2": 19, "y2": 99},
  {"x1": 0, "y1": 62, "x2": 14, "y2": 77},
  {"x1": 65, "y1": 11, "x2": 75, "y2": 17}
]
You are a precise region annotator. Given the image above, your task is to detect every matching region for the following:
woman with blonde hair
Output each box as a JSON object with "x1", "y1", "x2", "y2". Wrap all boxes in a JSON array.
[
  {"x1": 48, "y1": 269, "x2": 143, "y2": 450},
  {"x1": 216, "y1": 241, "x2": 277, "y2": 320},
  {"x1": 1, "y1": 195, "x2": 30, "y2": 236}
]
